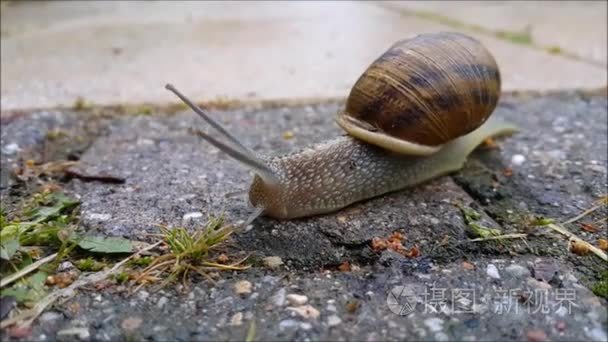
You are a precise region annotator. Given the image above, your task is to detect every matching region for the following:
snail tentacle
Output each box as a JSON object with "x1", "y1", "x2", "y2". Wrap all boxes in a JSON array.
[{"x1": 166, "y1": 84, "x2": 279, "y2": 184}]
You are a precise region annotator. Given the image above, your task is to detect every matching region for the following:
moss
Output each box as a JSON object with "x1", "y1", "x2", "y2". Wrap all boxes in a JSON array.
[
  {"x1": 546, "y1": 45, "x2": 563, "y2": 55},
  {"x1": 73, "y1": 97, "x2": 92, "y2": 110},
  {"x1": 592, "y1": 271, "x2": 608, "y2": 299},
  {"x1": 75, "y1": 257, "x2": 106, "y2": 272},
  {"x1": 495, "y1": 30, "x2": 533, "y2": 45},
  {"x1": 114, "y1": 271, "x2": 130, "y2": 284}
]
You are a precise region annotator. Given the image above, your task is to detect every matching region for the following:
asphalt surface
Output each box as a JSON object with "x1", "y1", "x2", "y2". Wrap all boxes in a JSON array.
[{"x1": 0, "y1": 89, "x2": 607, "y2": 341}]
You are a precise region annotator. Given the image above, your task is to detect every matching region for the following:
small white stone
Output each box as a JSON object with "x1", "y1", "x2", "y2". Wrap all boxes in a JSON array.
[
  {"x1": 57, "y1": 261, "x2": 75, "y2": 272},
  {"x1": 182, "y1": 212, "x2": 203, "y2": 221},
  {"x1": 156, "y1": 296, "x2": 168, "y2": 309},
  {"x1": 505, "y1": 264, "x2": 530, "y2": 278},
  {"x1": 271, "y1": 288, "x2": 286, "y2": 306},
  {"x1": 234, "y1": 280, "x2": 253, "y2": 295},
  {"x1": 486, "y1": 264, "x2": 501, "y2": 279},
  {"x1": 300, "y1": 322, "x2": 313, "y2": 330},
  {"x1": 278, "y1": 319, "x2": 299, "y2": 331},
  {"x1": 87, "y1": 213, "x2": 111, "y2": 221},
  {"x1": 511, "y1": 154, "x2": 526, "y2": 166},
  {"x1": 2, "y1": 143, "x2": 20, "y2": 155},
  {"x1": 137, "y1": 290, "x2": 149, "y2": 301},
  {"x1": 229, "y1": 312, "x2": 243, "y2": 326},
  {"x1": 286, "y1": 304, "x2": 320, "y2": 319},
  {"x1": 326, "y1": 315, "x2": 342, "y2": 327},
  {"x1": 587, "y1": 327, "x2": 608, "y2": 342},
  {"x1": 286, "y1": 294, "x2": 308, "y2": 306},
  {"x1": 435, "y1": 332, "x2": 450, "y2": 341},
  {"x1": 424, "y1": 317, "x2": 444, "y2": 332},
  {"x1": 57, "y1": 328, "x2": 90, "y2": 340},
  {"x1": 263, "y1": 256, "x2": 284, "y2": 269},
  {"x1": 39, "y1": 311, "x2": 62, "y2": 322}
]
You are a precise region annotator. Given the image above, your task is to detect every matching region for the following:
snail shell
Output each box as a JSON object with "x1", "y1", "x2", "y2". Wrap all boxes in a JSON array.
[{"x1": 336, "y1": 32, "x2": 501, "y2": 156}]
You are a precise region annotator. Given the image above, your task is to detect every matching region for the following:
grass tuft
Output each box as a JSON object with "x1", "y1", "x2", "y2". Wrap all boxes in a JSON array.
[{"x1": 131, "y1": 214, "x2": 249, "y2": 292}]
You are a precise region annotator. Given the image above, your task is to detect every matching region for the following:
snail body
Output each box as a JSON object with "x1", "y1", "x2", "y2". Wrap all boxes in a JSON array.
[{"x1": 166, "y1": 32, "x2": 517, "y2": 222}]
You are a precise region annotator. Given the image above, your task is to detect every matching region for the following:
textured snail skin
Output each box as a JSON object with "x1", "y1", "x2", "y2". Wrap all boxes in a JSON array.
[
  {"x1": 340, "y1": 32, "x2": 501, "y2": 154},
  {"x1": 248, "y1": 115, "x2": 517, "y2": 220}
]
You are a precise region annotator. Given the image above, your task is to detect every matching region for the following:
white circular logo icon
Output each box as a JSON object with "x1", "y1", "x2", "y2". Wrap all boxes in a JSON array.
[{"x1": 387, "y1": 285, "x2": 419, "y2": 316}]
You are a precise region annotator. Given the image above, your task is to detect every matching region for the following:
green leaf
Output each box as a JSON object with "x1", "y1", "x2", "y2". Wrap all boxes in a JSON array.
[
  {"x1": 0, "y1": 237, "x2": 20, "y2": 260},
  {"x1": 26, "y1": 192, "x2": 79, "y2": 223},
  {"x1": 2, "y1": 271, "x2": 48, "y2": 304},
  {"x1": 76, "y1": 235, "x2": 133, "y2": 254},
  {"x1": 468, "y1": 223, "x2": 502, "y2": 239}
]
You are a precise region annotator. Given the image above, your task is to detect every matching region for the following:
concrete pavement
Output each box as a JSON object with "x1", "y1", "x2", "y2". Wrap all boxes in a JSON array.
[{"x1": 1, "y1": 1, "x2": 606, "y2": 111}]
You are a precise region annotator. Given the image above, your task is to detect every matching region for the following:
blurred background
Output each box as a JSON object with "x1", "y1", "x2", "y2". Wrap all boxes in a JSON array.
[{"x1": 1, "y1": 0, "x2": 606, "y2": 111}]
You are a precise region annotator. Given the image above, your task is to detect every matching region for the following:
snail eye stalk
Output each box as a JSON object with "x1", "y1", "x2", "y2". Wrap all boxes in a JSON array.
[{"x1": 165, "y1": 83, "x2": 279, "y2": 184}]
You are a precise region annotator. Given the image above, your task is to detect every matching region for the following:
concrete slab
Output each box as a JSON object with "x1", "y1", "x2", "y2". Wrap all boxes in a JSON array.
[
  {"x1": 1, "y1": 1, "x2": 606, "y2": 110},
  {"x1": 381, "y1": 0, "x2": 608, "y2": 65}
]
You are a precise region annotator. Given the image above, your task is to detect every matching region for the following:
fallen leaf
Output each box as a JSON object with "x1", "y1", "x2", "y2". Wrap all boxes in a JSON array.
[
  {"x1": 338, "y1": 261, "x2": 351, "y2": 272},
  {"x1": 345, "y1": 300, "x2": 360, "y2": 314},
  {"x1": 404, "y1": 246, "x2": 420, "y2": 258},
  {"x1": 387, "y1": 232, "x2": 405, "y2": 243},
  {"x1": 76, "y1": 236, "x2": 134, "y2": 254},
  {"x1": 580, "y1": 222, "x2": 600, "y2": 233},
  {"x1": 371, "y1": 237, "x2": 388, "y2": 252},
  {"x1": 502, "y1": 167, "x2": 513, "y2": 177}
]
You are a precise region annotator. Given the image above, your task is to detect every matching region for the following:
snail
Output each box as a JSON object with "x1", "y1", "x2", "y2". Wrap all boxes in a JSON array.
[{"x1": 165, "y1": 32, "x2": 518, "y2": 223}]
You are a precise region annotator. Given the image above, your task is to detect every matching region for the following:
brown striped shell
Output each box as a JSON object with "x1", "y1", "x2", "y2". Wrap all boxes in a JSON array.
[{"x1": 336, "y1": 32, "x2": 501, "y2": 156}]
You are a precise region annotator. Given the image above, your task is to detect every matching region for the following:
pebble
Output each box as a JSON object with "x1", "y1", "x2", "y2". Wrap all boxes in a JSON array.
[
  {"x1": 505, "y1": 264, "x2": 530, "y2": 278},
  {"x1": 424, "y1": 317, "x2": 444, "y2": 332},
  {"x1": 286, "y1": 294, "x2": 308, "y2": 306},
  {"x1": 278, "y1": 319, "x2": 312, "y2": 331},
  {"x1": 587, "y1": 327, "x2": 608, "y2": 342},
  {"x1": 511, "y1": 154, "x2": 526, "y2": 166},
  {"x1": 8, "y1": 325, "x2": 32, "y2": 338},
  {"x1": 526, "y1": 328, "x2": 548, "y2": 342},
  {"x1": 263, "y1": 256, "x2": 284, "y2": 269},
  {"x1": 87, "y1": 213, "x2": 111, "y2": 221},
  {"x1": 57, "y1": 327, "x2": 90, "y2": 340},
  {"x1": 156, "y1": 297, "x2": 168, "y2": 309},
  {"x1": 271, "y1": 288, "x2": 287, "y2": 307},
  {"x1": 234, "y1": 280, "x2": 253, "y2": 296},
  {"x1": 435, "y1": 332, "x2": 450, "y2": 341},
  {"x1": 137, "y1": 290, "x2": 150, "y2": 301},
  {"x1": 39, "y1": 311, "x2": 62, "y2": 322},
  {"x1": 326, "y1": 315, "x2": 342, "y2": 327},
  {"x1": 229, "y1": 312, "x2": 243, "y2": 326},
  {"x1": 121, "y1": 317, "x2": 143, "y2": 333},
  {"x1": 57, "y1": 261, "x2": 75, "y2": 272},
  {"x1": 182, "y1": 212, "x2": 203, "y2": 221},
  {"x1": 287, "y1": 304, "x2": 320, "y2": 319},
  {"x1": 486, "y1": 264, "x2": 501, "y2": 279},
  {"x1": 2, "y1": 143, "x2": 20, "y2": 155}
]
